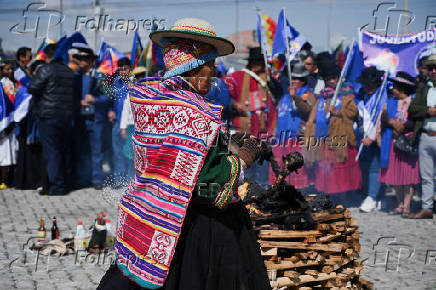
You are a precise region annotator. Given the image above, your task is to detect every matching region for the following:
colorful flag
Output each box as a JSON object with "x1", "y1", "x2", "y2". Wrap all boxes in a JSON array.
[
  {"x1": 257, "y1": 13, "x2": 277, "y2": 58},
  {"x1": 269, "y1": 53, "x2": 285, "y2": 72},
  {"x1": 139, "y1": 41, "x2": 164, "y2": 76},
  {"x1": 130, "y1": 30, "x2": 143, "y2": 68},
  {"x1": 98, "y1": 44, "x2": 126, "y2": 76},
  {"x1": 35, "y1": 38, "x2": 56, "y2": 61},
  {"x1": 272, "y1": 9, "x2": 306, "y2": 61}
]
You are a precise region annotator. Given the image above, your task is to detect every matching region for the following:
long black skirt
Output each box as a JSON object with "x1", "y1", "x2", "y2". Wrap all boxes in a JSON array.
[{"x1": 98, "y1": 201, "x2": 271, "y2": 290}]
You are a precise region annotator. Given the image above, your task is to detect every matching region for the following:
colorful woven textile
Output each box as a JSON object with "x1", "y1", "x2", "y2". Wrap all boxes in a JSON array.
[
  {"x1": 115, "y1": 76, "x2": 226, "y2": 288},
  {"x1": 162, "y1": 39, "x2": 218, "y2": 78}
]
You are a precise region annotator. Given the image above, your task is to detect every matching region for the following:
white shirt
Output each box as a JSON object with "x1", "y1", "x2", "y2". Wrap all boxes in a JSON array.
[
  {"x1": 423, "y1": 81, "x2": 436, "y2": 132},
  {"x1": 120, "y1": 95, "x2": 134, "y2": 129}
]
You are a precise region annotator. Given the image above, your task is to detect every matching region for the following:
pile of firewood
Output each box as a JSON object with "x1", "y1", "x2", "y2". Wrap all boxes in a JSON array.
[
  {"x1": 255, "y1": 204, "x2": 374, "y2": 289},
  {"x1": 237, "y1": 151, "x2": 374, "y2": 289}
]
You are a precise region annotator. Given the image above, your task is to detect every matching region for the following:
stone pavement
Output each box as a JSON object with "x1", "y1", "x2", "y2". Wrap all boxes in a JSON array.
[{"x1": 0, "y1": 187, "x2": 435, "y2": 290}]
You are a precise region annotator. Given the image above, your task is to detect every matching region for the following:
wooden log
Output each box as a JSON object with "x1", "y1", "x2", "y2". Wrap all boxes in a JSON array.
[
  {"x1": 303, "y1": 236, "x2": 317, "y2": 243},
  {"x1": 312, "y1": 212, "x2": 345, "y2": 222},
  {"x1": 351, "y1": 231, "x2": 360, "y2": 240},
  {"x1": 258, "y1": 240, "x2": 346, "y2": 252},
  {"x1": 261, "y1": 247, "x2": 277, "y2": 256},
  {"x1": 317, "y1": 223, "x2": 331, "y2": 232},
  {"x1": 344, "y1": 248, "x2": 354, "y2": 257},
  {"x1": 270, "y1": 272, "x2": 337, "y2": 288},
  {"x1": 348, "y1": 218, "x2": 358, "y2": 227},
  {"x1": 318, "y1": 233, "x2": 341, "y2": 243},
  {"x1": 305, "y1": 269, "x2": 319, "y2": 276},
  {"x1": 283, "y1": 270, "x2": 300, "y2": 279},
  {"x1": 265, "y1": 259, "x2": 321, "y2": 270},
  {"x1": 330, "y1": 221, "x2": 346, "y2": 232},
  {"x1": 258, "y1": 230, "x2": 322, "y2": 239},
  {"x1": 283, "y1": 255, "x2": 299, "y2": 263}
]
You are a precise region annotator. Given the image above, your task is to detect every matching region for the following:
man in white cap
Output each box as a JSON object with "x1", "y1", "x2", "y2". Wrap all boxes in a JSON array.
[{"x1": 408, "y1": 54, "x2": 436, "y2": 219}]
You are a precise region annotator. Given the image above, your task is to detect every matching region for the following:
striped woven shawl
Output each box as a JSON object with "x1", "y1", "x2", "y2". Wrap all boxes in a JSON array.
[{"x1": 115, "y1": 76, "x2": 223, "y2": 288}]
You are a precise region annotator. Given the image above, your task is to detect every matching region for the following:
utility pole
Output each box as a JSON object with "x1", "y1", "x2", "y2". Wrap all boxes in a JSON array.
[
  {"x1": 235, "y1": 0, "x2": 239, "y2": 54},
  {"x1": 404, "y1": 0, "x2": 408, "y2": 34},
  {"x1": 59, "y1": 0, "x2": 63, "y2": 38},
  {"x1": 93, "y1": 0, "x2": 103, "y2": 51}
]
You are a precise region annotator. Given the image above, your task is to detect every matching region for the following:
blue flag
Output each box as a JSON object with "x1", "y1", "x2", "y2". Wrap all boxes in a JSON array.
[
  {"x1": 344, "y1": 42, "x2": 365, "y2": 92},
  {"x1": 54, "y1": 32, "x2": 88, "y2": 63},
  {"x1": 0, "y1": 83, "x2": 15, "y2": 132},
  {"x1": 357, "y1": 80, "x2": 388, "y2": 138},
  {"x1": 272, "y1": 9, "x2": 306, "y2": 61}
]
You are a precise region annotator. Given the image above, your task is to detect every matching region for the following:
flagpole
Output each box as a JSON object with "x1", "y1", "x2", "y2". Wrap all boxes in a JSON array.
[
  {"x1": 256, "y1": 8, "x2": 271, "y2": 82},
  {"x1": 327, "y1": 39, "x2": 355, "y2": 119},
  {"x1": 283, "y1": 8, "x2": 295, "y2": 109},
  {"x1": 355, "y1": 70, "x2": 388, "y2": 161}
]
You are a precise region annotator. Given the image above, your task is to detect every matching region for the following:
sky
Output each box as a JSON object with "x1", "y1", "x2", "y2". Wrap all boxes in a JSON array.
[{"x1": 0, "y1": 0, "x2": 435, "y2": 54}]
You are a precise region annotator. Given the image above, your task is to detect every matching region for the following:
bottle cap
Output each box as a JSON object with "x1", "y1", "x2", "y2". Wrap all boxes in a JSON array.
[{"x1": 77, "y1": 221, "x2": 83, "y2": 225}]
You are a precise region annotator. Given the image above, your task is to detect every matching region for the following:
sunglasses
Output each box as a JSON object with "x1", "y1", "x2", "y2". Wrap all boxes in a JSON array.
[{"x1": 427, "y1": 65, "x2": 436, "y2": 71}]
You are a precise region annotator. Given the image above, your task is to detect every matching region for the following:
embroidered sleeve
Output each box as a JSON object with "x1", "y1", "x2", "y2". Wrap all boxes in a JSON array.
[
  {"x1": 194, "y1": 133, "x2": 242, "y2": 209},
  {"x1": 212, "y1": 155, "x2": 241, "y2": 209}
]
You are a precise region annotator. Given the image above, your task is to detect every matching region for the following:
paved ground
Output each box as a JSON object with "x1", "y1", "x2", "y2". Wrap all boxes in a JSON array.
[{"x1": 0, "y1": 186, "x2": 435, "y2": 290}]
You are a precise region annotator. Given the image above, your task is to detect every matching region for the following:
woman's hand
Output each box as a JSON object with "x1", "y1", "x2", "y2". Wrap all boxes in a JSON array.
[
  {"x1": 328, "y1": 106, "x2": 340, "y2": 116},
  {"x1": 361, "y1": 138, "x2": 373, "y2": 146},
  {"x1": 289, "y1": 87, "x2": 297, "y2": 98},
  {"x1": 392, "y1": 120, "x2": 405, "y2": 137}
]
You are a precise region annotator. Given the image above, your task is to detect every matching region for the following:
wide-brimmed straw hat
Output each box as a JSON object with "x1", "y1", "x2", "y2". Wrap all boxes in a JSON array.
[
  {"x1": 388, "y1": 71, "x2": 416, "y2": 87},
  {"x1": 150, "y1": 18, "x2": 234, "y2": 56}
]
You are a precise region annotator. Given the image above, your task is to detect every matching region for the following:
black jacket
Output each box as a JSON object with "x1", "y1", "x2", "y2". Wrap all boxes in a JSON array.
[
  {"x1": 28, "y1": 60, "x2": 74, "y2": 119},
  {"x1": 408, "y1": 80, "x2": 431, "y2": 142}
]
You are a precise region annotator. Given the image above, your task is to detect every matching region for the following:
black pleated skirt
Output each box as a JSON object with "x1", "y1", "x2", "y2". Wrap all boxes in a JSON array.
[{"x1": 98, "y1": 201, "x2": 271, "y2": 290}]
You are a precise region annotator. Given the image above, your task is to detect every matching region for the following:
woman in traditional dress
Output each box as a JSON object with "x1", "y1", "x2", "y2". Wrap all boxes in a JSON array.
[
  {"x1": 304, "y1": 62, "x2": 362, "y2": 202},
  {"x1": 270, "y1": 61, "x2": 316, "y2": 192},
  {"x1": 0, "y1": 61, "x2": 19, "y2": 189},
  {"x1": 378, "y1": 72, "x2": 420, "y2": 218},
  {"x1": 98, "y1": 18, "x2": 270, "y2": 290}
]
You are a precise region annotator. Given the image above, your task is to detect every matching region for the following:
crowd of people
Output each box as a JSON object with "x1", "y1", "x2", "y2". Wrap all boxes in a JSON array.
[
  {"x1": 0, "y1": 43, "x2": 140, "y2": 195},
  {"x1": 0, "y1": 31, "x2": 435, "y2": 221}
]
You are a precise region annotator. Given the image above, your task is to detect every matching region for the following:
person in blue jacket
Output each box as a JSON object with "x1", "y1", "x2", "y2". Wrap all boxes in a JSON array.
[
  {"x1": 107, "y1": 57, "x2": 132, "y2": 184},
  {"x1": 71, "y1": 43, "x2": 112, "y2": 190}
]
